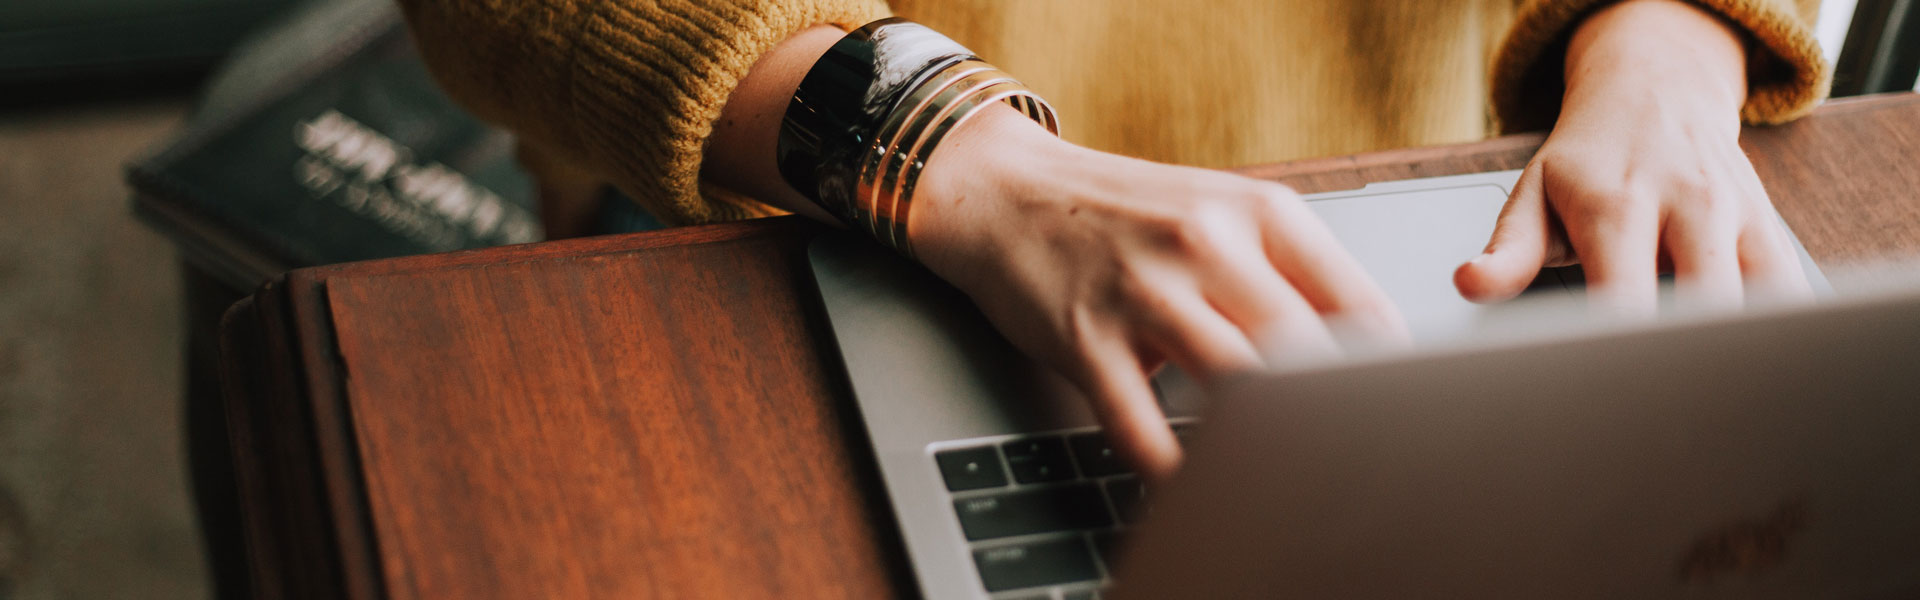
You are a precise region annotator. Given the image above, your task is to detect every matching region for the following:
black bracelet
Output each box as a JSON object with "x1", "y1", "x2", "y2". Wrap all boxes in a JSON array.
[
  {"x1": 778, "y1": 18, "x2": 971, "y2": 225},
  {"x1": 776, "y1": 17, "x2": 1057, "y2": 254}
]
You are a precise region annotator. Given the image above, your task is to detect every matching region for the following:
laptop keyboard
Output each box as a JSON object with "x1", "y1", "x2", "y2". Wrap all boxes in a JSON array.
[{"x1": 932, "y1": 421, "x2": 1195, "y2": 599}]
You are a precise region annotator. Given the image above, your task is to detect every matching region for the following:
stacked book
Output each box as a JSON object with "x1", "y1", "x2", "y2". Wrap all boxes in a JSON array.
[{"x1": 128, "y1": 0, "x2": 656, "y2": 291}]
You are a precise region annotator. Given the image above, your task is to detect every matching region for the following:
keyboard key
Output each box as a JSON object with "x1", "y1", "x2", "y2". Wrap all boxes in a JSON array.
[
  {"x1": 1003, "y1": 436, "x2": 1076, "y2": 483},
  {"x1": 973, "y1": 537, "x2": 1102, "y2": 592},
  {"x1": 1068, "y1": 432, "x2": 1129, "y2": 478},
  {"x1": 1104, "y1": 477, "x2": 1149, "y2": 524},
  {"x1": 953, "y1": 484, "x2": 1114, "y2": 541},
  {"x1": 934, "y1": 446, "x2": 1008, "y2": 491},
  {"x1": 1091, "y1": 530, "x2": 1126, "y2": 567}
]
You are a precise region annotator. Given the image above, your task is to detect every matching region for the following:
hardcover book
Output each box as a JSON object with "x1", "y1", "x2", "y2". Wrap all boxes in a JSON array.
[{"x1": 129, "y1": 0, "x2": 657, "y2": 290}]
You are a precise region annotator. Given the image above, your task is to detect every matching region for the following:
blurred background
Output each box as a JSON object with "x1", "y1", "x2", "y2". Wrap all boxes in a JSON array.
[{"x1": 0, "y1": 0, "x2": 1910, "y2": 598}]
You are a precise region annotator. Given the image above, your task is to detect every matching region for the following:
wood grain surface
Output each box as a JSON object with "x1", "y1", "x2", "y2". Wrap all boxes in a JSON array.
[
  {"x1": 324, "y1": 230, "x2": 905, "y2": 599},
  {"x1": 221, "y1": 93, "x2": 1920, "y2": 600}
]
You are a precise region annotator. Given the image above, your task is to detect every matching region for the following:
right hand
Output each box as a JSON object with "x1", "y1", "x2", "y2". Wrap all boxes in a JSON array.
[{"x1": 910, "y1": 107, "x2": 1409, "y2": 480}]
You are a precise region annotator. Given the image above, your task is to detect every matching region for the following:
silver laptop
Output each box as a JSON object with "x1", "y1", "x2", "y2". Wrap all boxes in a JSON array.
[{"x1": 806, "y1": 170, "x2": 1903, "y2": 599}]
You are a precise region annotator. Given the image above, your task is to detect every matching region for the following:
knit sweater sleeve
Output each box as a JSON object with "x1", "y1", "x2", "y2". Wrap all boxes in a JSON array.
[
  {"x1": 1491, "y1": 0, "x2": 1829, "y2": 133},
  {"x1": 395, "y1": 0, "x2": 892, "y2": 225}
]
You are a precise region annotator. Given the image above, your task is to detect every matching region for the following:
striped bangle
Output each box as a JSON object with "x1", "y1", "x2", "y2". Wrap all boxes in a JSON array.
[{"x1": 777, "y1": 17, "x2": 1059, "y2": 258}]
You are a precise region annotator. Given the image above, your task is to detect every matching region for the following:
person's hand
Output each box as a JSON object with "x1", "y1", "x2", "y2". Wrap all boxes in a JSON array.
[
  {"x1": 1454, "y1": 0, "x2": 1812, "y2": 316},
  {"x1": 910, "y1": 107, "x2": 1409, "y2": 480}
]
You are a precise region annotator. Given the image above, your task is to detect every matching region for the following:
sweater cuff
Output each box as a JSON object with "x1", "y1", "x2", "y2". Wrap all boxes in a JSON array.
[
  {"x1": 1490, "y1": 0, "x2": 1831, "y2": 133},
  {"x1": 567, "y1": 0, "x2": 891, "y2": 225}
]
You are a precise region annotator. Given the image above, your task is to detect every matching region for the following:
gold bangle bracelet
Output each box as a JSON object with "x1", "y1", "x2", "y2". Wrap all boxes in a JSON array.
[
  {"x1": 865, "y1": 71, "x2": 1018, "y2": 245},
  {"x1": 855, "y1": 60, "x2": 1058, "y2": 257},
  {"x1": 854, "y1": 61, "x2": 1001, "y2": 242},
  {"x1": 878, "y1": 81, "x2": 1028, "y2": 254},
  {"x1": 890, "y1": 87, "x2": 1056, "y2": 257}
]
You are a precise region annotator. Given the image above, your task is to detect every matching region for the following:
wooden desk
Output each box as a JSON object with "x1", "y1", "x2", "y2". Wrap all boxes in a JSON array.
[{"x1": 220, "y1": 93, "x2": 1920, "y2": 600}]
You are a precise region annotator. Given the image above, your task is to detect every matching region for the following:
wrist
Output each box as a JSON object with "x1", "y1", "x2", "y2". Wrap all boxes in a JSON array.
[
  {"x1": 1564, "y1": 0, "x2": 1748, "y2": 119},
  {"x1": 910, "y1": 104, "x2": 1079, "y2": 276}
]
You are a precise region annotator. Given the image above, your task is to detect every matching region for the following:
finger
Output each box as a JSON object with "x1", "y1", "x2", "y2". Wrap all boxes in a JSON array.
[
  {"x1": 1069, "y1": 341, "x2": 1182, "y2": 481},
  {"x1": 1199, "y1": 237, "x2": 1348, "y2": 362},
  {"x1": 1256, "y1": 192, "x2": 1410, "y2": 345},
  {"x1": 1456, "y1": 164, "x2": 1555, "y2": 303},
  {"x1": 1137, "y1": 288, "x2": 1267, "y2": 380},
  {"x1": 1728, "y1": 170, "x2": 1813, "y2": 303},
  {"x1": 1738, "y1": 214, "x2": 1814, "y2": 303},
  {"x1": 1563, "y1": 192, "x2": 1661, "y2": 319},
  {"x1": 1663, "y1": 204, "x2": 1744, "y2": 312}
]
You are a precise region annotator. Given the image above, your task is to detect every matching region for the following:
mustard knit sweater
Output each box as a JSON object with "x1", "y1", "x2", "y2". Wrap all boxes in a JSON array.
[{"x1": 396, "y1": 0, "x2": 1828, "y2": 226}]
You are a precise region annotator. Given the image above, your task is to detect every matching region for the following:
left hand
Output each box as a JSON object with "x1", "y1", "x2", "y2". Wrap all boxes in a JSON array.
[{"x1": 1454, "y1": 0, "x2": 1812, "y2": 316}]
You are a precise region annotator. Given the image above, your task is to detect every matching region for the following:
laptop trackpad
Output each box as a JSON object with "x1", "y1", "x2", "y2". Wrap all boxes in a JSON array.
[{"x1": 1306, "y1": 183, "x2": 1538, "y2": 343}]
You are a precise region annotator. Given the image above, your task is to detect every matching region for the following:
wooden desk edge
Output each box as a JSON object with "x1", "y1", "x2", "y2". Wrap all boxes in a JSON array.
[
  {"x1": 221, "y1": 280, "x2": 379, "y2": 600},
  {"x1": 220, "y1": 216, "x2": 843, "y2": 600}
]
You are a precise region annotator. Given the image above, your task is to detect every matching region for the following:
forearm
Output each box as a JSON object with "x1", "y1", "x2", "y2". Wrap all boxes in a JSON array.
[
  {"x1": 395, "y1": 0, "x2": 891, "y2": 225},
  {"x1": 1564, "y1": 0, "x2": 1748, "y2": 119},
  {"x1": 1492, "y1": 0, "x2": 1827, "y2": 132}
]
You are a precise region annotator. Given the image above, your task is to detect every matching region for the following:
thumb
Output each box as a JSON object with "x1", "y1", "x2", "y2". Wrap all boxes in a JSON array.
[{"x1": 1455, "y1": 165, "x2": 1553, "y2": 303}]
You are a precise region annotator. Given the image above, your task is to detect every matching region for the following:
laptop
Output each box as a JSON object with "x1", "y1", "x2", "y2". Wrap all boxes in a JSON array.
[
  {"x1": 806, "y1": 170, "x2": 1911, "y2": 599},
  {"x1": 1112, "y1": 282, "x2": 1920, "y2": 599}
]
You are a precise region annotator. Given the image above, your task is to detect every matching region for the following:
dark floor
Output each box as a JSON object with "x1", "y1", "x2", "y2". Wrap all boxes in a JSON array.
[{"x1": 0, "y1": 98, "x2": 207, "y2": 600}]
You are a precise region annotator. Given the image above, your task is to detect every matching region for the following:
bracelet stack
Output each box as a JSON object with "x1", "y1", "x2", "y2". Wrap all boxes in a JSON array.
[{"x1": 778, "y1": 18, "x2": 1058, "y2": 258}]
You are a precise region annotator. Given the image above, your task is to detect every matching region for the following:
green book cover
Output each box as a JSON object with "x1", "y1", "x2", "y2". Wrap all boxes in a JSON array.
[{"x1": 128, "y1": 1, "x2": 660, "y2": 289}]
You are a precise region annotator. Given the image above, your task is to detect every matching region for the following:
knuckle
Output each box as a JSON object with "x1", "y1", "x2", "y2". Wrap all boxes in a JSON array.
[
  {"x1": 1578, "y1": 179, "x2": 1634, "y2": 206},
  {"x1": 1246, "y1": 182, "x2": 1302, "y2": 215},
  {"x1": 1663, "y1": 168, "x2": 1715, "y2": 201},
  {"x1": 1557, "y1": 195, "x2": 1623, "y2": 230},
  {"x1": 1108, "y1": 263, "x2": 1172, "y2": 315},
  {"x1": 1679, "y1": 180, "x2": 1717, "y2": 205},
  {"x1": 1152, "y1": 208, "x2": 1233, "y2": 259},
  {"x1": 1666, "y1": 179, "x2": 1747, "y2": 223},
  {"x1": 1563, "y1": 183, "x2": 1648, "y2": 228},
  {"x1": 1699, "y1": 192, "x2": 1746, "y2": 221}
]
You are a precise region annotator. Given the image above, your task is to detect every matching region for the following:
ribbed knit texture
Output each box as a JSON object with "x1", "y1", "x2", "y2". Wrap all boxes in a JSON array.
[
  {"x1": 1493, "y1": 0, "x2": 1830, "y2": 132},
  {"x1": 398, "y1": 0, "x2": 1826, "y2": 225},
  {"x1": 397, "y1": 0, "x2": 890, "y2": 224}
]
